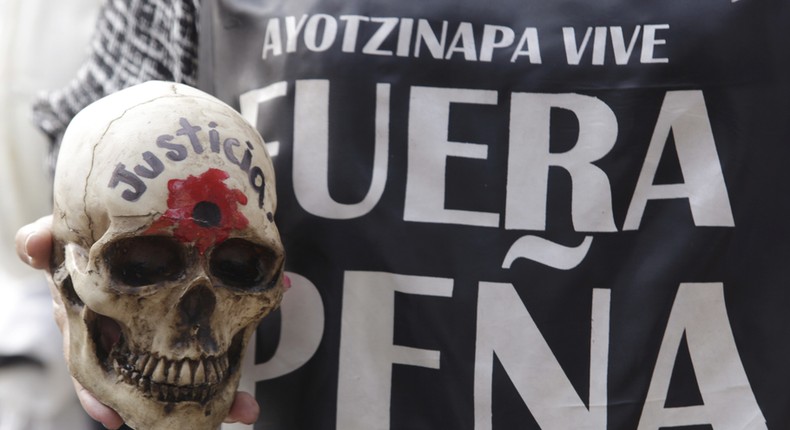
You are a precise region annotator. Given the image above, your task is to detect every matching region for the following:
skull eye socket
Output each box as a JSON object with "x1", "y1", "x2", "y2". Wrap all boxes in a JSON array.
[
  {"x1": 105, "y1": 236, "x2": 185, "y2": 287},
  {"x1": 210, "y1": 239, "x2": 278, "y2": 290}
]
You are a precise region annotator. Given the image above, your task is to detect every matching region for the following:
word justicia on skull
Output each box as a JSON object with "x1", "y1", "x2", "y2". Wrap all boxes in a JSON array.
[{"x1": 107, "y1": 117, "x2": 268, "y2": 208}]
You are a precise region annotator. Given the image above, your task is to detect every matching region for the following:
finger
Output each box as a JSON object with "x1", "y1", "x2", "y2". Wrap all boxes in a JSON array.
[
  {"x1": 224, "y1": 391, "x2": 260, "y2": 424},
  {"x1": 74, "y1": 378, "x2": 125, "y2": 429},
  {"x1": 15, "y1": 215, "x2": 53, "y2": 270}
]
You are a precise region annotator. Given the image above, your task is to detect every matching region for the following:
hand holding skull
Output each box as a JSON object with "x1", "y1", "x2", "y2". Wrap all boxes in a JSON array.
[
  {"x1": 17, "y1": 215, "x2": 266, "y2": 428},
  {"x1": 46, "y1": 81, "x2": 284, "y2": 430}
]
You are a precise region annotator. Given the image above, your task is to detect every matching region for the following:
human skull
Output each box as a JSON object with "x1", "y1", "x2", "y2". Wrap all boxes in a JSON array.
[{"x1": 50, "y1": 81, "x2": 284, "y2": 430}]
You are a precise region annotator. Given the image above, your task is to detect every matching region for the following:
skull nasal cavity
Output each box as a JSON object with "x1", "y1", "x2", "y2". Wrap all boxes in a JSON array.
[
  {"x1": 179, "y1": 284, "x2": 216, "y2": 325},
  {"x1": 193, "y1": 201, "x2": 222, "y2": 228}
]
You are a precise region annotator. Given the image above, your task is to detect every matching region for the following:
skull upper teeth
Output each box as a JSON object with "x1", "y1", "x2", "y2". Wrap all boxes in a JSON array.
[{"x1": 112, "y1": 350, "x2": 230, "y2": 403}]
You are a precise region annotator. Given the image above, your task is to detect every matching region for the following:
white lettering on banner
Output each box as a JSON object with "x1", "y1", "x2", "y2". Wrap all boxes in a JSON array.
[
  {"x1": 365, "y1": 17, "x2": 401, "y2": 55},
  {"x1": 225, "y1": 272, "x2": 324, "y2": 430},
  {"x1": 481, "y1": 25, "x2": 515, "y2": 62},
  {"x1": 261, "y1": 18, "x2": 283, "y2": 57},
  {"x1": 502, "y1": 235, "x2": 594, "y2": 270},
  {"x1": 339, "y1": 15, "x2": 368, "y2": 52},
  {"x1": 336, "y1": 271, "x2": 454, "y2": 430},
  {"x1": 285, "y1": 15, "x2": 308, "y2": 53},
  {"x1": 405, "y1": 86, "x2": 500, "y2": 227},
  {"x1": 506, "y1": 92, "x2": 618, "y2": 232},
  {"x1": 238, "y1": 272, "x2": 765, "y2": 429},
  {"x1": 611, "y1": 26, "x2": 642, "y2": 65},
  {"x1": 239, "y1": 272, "x2": 324, "y2": 383},
  {"x1": 304, "y1": 14, "x2": 337, "y2": 51},
  {"x1": 510, "y1": 27, "x2": 542, "y2": 63},
  {"x1": 260, "y1": 15, "x2": 671, "y2": 65},
  {"x1": 563, "y1": 25, "x2": 669, "y2": 65},
  {"x1": 291, "y1": 80, "x2": 390, "y2": 219},
  {"x1": 640, "y1": 24, "x2": 671, "y2": 64},
  {"x1": 241, "y1": 81, "x2": 735, "y2": 235},
  {"x1": 474, "y1": 284, "x2": 609, "y2": 429},
  {"x1": 637, "y1": 283, "x2": 766, "y2": 430},
  {"x1": 446, "y1": 22, "x2": 477, "y2": 60},
  {"x1": 413, "y1": 19, "x2": 447, "y2": 58},
  {"x1": 237, "y1": 80, "x2": 746, "y2": 425},
  {"x1": 623, "y1": 90, "x2": 735, "y2": 230}
]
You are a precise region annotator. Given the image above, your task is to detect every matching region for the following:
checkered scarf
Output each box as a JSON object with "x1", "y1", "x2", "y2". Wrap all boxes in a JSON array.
[{"x1": 33, "y1": 0, "x2": 199, "y2": 172}]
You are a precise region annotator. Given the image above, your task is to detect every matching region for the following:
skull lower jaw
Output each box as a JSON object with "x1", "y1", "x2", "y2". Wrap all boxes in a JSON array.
[
  {"x1": 111, "y1": 346, "x2": 230, "y2": 404},
  {"x1": 69, "y1": 309, "x2": 246, "y2": 429},
  {"x1": 90, "y1": 311, "x2": 244, "y2": 405}
]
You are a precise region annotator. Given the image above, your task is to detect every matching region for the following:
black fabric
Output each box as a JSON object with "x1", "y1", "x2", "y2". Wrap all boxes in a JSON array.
[{"x1": 199, "y1": 1, "x2": 790, "y2": 429}]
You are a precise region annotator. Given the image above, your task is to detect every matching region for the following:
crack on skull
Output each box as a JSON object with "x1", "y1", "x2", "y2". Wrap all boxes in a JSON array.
[{"x1": 84, "y1": 94, "x2": 183, "y2": 244}]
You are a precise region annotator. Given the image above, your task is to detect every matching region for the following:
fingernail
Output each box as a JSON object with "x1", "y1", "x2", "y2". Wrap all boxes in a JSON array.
[{"x1": 24, "y1": 233, "x2": 37, "y2": 265}]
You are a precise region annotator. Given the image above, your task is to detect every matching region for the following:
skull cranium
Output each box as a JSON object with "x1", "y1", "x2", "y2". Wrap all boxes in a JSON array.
[{"x1": 50, "y1": 81, "x2": 284, "y2": 429}]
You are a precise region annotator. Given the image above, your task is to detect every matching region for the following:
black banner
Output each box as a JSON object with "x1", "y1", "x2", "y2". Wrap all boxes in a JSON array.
[{"x1": 199, "y1": 0, "x2": 790, "y2": 428}]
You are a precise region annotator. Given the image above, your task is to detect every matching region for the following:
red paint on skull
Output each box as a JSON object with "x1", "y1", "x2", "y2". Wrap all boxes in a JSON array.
[{"x1": 145, "y1": 168, "x2": 249, "y2": 254}]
